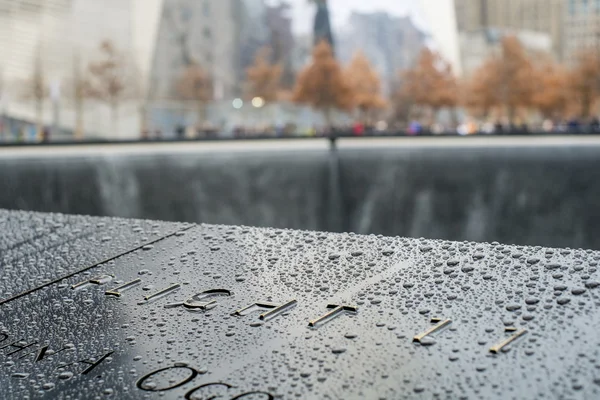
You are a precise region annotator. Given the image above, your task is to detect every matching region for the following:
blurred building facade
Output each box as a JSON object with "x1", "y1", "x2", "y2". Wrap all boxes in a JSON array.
[
  {"x1": 0, "y1": 0, "x2": 306, "y2": 139},
  {"x1": 0, "y1": 0, "x2": 161, "y2": 139},
  {"x1": 147, "y1": 0, "x2": 243, "y2": 133},
  {"x1": 238, "y1": 0, "x2": 269, "y2": 87},
  {"x1": 148, "y1": 0, "x2": 241, "y2": 100},
  {"x1": 337, "y1": 12, "x2": 426, "y2": 95},
  {"x1": 454, "y1": 0, "x2": 564, "y2": 61},
  {"x1": 460, "y1": 28, "x2": 553, "y2": 76},
  {"x1": 265, "y1": 2, "x2": 295, "y2": 88},
  {"x1": 564, "y1": 0, "x2": 600, "y2": 63}
]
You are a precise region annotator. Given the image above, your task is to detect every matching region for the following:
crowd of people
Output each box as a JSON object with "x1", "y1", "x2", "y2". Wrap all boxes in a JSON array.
[
  {"x1": 137, "y1": 117, "x2": 600, "y2": 141},
  {"x1": 225, "y1": 118, "x2": 600, "y2": 139},
  {"x1": 4, "y1": 117, "x2": 600, "y2": 144}
]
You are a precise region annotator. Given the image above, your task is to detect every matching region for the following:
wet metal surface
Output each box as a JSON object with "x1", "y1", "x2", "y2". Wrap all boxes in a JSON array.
[
  {"x1": 0, "y1": 210, "x2": 191, "y2": 304},
  {"x1": 1, "y1": 209, "x2": 600, "y2": 399}
]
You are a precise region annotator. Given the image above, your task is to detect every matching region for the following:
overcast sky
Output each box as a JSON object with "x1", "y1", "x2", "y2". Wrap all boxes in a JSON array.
[
  {"x1": 274, "y1": 0, "x2": 461, "y2": 74},
  {"x1": 276, "y1": 0, "x2": 424, "y2": 35}
]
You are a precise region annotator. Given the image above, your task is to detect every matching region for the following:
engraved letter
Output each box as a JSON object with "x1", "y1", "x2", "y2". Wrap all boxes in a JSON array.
[
  {"x1": 184, "y1": 382, "x2": 234, "y2": 400},
  {"x1": 0, "y1": 339, "x2": 38, "y2": 357},
  {"x1": 137, "y1": 365, "x2": 199, "y2": 391},
  {"x1": 105, "y1": 279, "x2": 142, "y2": 297},
  {"x1": 57, "y1": 351, "x2": 114, "y2": 375},
  {"x1": 18, "y1": 344, "x2": 70, "y2": 362},
  {"x1": 71, "y1": 274, "x2": 114, "y2": 290},
  {"x1": 413, "y1": 318, "x2": 452, "y2": 343},
  {"x1": 230, "y1": 391, "x2": 275, "y2": 399},
  {"x1": 233, "y1": 299, "x2": 297, "y2": 321},
  {"x1": 308, "y1": 304, "x2": 358, "y2": 328}
]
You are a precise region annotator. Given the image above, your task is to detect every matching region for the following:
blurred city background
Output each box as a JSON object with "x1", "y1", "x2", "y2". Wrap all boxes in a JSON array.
[
  {"x1": 2, "y1": 0, "x2": 600, "y2": 142},
  {"x1": 4, "y1": 0, "x2": 600, "y2": 251}
]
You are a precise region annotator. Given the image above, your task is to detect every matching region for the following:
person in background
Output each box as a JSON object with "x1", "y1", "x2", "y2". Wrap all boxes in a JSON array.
[
  {"x1": 18, "y1": 124, "x2": 26, "y2": 142},
  {"x1": 494, "y1": 122, "x2": 504, "y2": 135},
  {"x1": 42, "y1": 126, "x2": 50, "y2": 142},
  {"x1": 175, "y1": 124, "x2": 185, "y2": 140},
  {"x1": 275, "y1": 123, "x2": 284, "y2": 137},
  {"x1": 28, "y1": 124, "x2": 36, "y2": 141},
  {"x1": 567, "y1": 118, "x2": 580, "y2": 132},
  {"x1": 589, "y1": 117, "x2": 600, "y2": 133},
  {"x1": 407, "y1": 120, "x2": 422, "y2": 135},
  {"x1": 352, "y1": 121, "x2": 364, "y2": 136}
]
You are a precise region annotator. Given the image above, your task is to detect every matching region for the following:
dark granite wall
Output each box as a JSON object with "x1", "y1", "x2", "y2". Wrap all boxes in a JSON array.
[{"x1": 2, "y1": 141, "x2": 599, "y2": 249}]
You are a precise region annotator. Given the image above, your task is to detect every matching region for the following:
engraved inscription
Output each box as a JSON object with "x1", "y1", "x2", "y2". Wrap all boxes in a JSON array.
[
  {"x1": 490, "y1": 329, "x2": 527, "y2": 354},
  {"x1": 185, "y1": 382, "x2": 235, "y2": 400},
  {"x1": 56, "y1": 350, "x2": 114, "y2": 375},
  {"x1": 413, "y1": 318, "x2": 452, "y2": 343},
  {"x1": 308, "y1": 304, "x2": 358, "y2": 328},
  {"x1": 233, "y1": 302, "x2": 278, "y2": 316},
  {"x1": 137, "y1": 365, "x2": 199, "y2": 392},
  {"x1": 230, "y1": 391, "x2": 275, "y2": 399},
  {"x1": 18, "y1": 344, "x2": 70, "y2": 362},
  {"x1": 165, "y1": 289, "x2": 233, "y2": 311},
  {"x1": 105, "y1": 278, "x2": 142, "y2": 297},
  {"x1": 0, "y1": 339, "x2": 38, "y2": 356},
  {"x1": 71, "y1": 274, "x2": 114, "y2": 290},
  {"x1": 143, "y1": 283, "x2": 181, "y2": 302},
  {"x1": 259, "y1": 299, "x2": 297, "y2": 321},
  {"x1": 137, "y1": 365, "x2": 276, "y2": 398},
  {"x1": 184, "y1": 289, "x2": 232, "y2": 310},
  {"x1": 233, "y1": 299, "x2": 297, "y2": 321}
]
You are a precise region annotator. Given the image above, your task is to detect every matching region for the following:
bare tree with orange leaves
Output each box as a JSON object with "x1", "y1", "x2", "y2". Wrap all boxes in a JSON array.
[
  {"x1": 245, "y1": 47, "x2": 283, "y2": 103},
  {"x1": 63, "y1": 52, "x2": 91, "y2": 140},
  {"x1": 86, "y1": 40, "x2": 135, "y2": 135},
  {"x1": 532, "y1": 60, "x2": 569, "y2": 120},
  {"x1": 569, "y1": 51, "x2": 600, "y2": 118},
  {"x1": 401, "y1": 48, "x2": 457, "y2": 122},
  {"x1": 20, "y1": 47, "x2": 48, "y2": 138},
  {"x1": 496, "y1": 36, "x2": 535, "y2": 121},
  {"x1": 463, "y1": 58, "x2": 501, "y2": 118},
  {"x1": 345, "y1": 51, "x2": 386, "y2": 123},
  {"x1": 389, "y1": 81, "x2": 415, "y2": 127},
  {"x1": 292, "y1": 41, "x2": 353, "y2": 127},
  {"x1": 466, "y1": 36, "x2": 535, "y2": 123},
  {"x1": 176, "y1": 63, "x2": 213, "y2": 126},
  {"x1": 466, "y1": 36, "x2": 536, "y2": 122}
]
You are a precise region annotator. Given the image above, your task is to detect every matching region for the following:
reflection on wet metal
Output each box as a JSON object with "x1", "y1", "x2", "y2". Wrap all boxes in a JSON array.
[
  {"x1": 144, "y1": 283, "x2": 181, "y2": 302},
  {"x1": 413, "y1": 319, "x2": 452, "y2": 343},
  {"x1": 105, "y1": 278, "x2": 142, "y2": 297},
  {"x1": 308, "y1": 304, "x2": 358, "y2": 328},
  {"x1": 71, "y1": 274, "x2": 113, "y2": 289},
  {"x1": 490, "y1": 329, "x2": 528, "y2": 354}
]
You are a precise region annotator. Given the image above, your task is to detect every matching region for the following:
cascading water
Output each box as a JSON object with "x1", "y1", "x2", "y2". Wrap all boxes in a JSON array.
[{"x1": 1, "y1": 138, "x2": 599, "y2": 249}]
